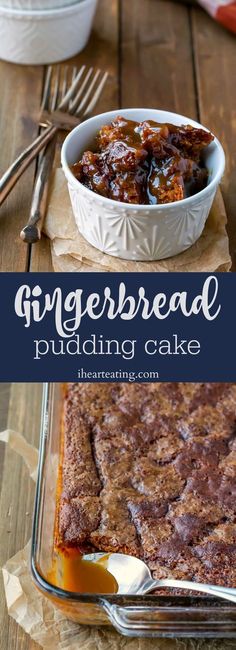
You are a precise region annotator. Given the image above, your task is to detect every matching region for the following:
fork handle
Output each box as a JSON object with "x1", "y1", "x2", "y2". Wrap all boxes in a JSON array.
[
  {"x1": 20, "y1": 134, "x2": 57, "y2": 244},
  {"x1": 0, "y1": 124, "x2": 57, "y2": 207}
]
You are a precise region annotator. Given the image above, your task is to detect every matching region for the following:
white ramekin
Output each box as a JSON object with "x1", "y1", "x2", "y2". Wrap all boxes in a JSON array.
[
  {"x1": 61, "y1": 108, "x2": 225, "y2": 262},
  {"x1": 0, "y1": 0, "x2": 81, "y2": 9},
  {"x1": 0, "y1": 0, "x2": 97, "y2": 64}
]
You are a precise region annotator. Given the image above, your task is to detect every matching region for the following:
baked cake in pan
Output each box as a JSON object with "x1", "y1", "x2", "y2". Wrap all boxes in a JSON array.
[{"x1": 56, "y1": 383, "x2": 236, "y2": 588}]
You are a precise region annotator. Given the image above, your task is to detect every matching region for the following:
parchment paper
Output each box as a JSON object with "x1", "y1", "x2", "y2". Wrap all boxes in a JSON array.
[
  {"x1": 44, "y1": 169, "x2": 231, "y2": 273},
  {"x1": 1, "y1": 430, "x2": 235, "y2": 649}
]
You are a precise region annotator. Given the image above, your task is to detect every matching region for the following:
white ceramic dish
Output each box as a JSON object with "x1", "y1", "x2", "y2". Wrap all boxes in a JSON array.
[
  {"x1": 0, "y1": 0, "x2": 97, "y2": 64},
  {"x1": 61, "y1": 108, "x2": 225, "y2": 262},
  {"x1": 0, "y1": 0, "x2": 81, "y2": 9}
]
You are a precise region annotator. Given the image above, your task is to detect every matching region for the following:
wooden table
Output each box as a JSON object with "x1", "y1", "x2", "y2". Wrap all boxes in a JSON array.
[
  {"x1": 0, "y1": 0, "x2": 235, "y2": 271},
  {"x1": 0, "y1": 384, "x2": 42, "y2": 650}
]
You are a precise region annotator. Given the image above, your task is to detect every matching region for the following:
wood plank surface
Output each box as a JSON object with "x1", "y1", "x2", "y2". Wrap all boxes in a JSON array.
[
  {"x1": 0, "y1": 65, "x2": 43, "y2": 271},
  {"x1": 120, "y1": 0, "x2": 197, "y2": 119},
  {"x1": 0, "y1": 383, "x2": 42, "y2": 650},
  {"x1": 191, "y1": 6, "x2": 236, "y2": 269},
  {"x1": 0, "y1": 384, "x2": 11, "y2": 496}
]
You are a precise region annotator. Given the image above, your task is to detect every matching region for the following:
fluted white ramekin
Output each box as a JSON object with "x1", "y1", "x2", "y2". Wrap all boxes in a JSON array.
[
  {"x1": 0, "y1": 0, "x2": 97, "y2": 64},
  {"x1": 61, "y1": 108, "x2": 225, "y2": 262},
  {"x1": 0, "y1": 0, "x2": 81, "y2": 9}
]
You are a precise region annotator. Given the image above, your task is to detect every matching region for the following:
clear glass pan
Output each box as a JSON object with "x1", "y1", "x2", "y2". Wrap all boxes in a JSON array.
[{"x1": 31, "y1": 383, "x2": 236, "y2": 638}]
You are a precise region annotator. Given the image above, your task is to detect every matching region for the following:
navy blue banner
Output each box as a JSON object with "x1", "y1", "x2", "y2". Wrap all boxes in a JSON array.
[{"x1": 0, "y1": 272, "x2": 235, "y2": 382}]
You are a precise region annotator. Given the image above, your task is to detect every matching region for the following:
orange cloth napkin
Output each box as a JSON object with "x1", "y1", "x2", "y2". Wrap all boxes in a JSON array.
[{"x1": 198, "y1": 1, "x2": 236, "y2": 33}]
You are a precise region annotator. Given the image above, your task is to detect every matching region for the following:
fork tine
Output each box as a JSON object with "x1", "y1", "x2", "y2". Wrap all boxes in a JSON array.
[
  {"x1": 41, "y1": 66, "x2": 53, "y2": 110},
  {"x1": 69, "y1": 67, "x2": 93, "y2": 114},
  {"x1": 74, "y1": 69, "x2": 101, "y2": 116},
  {"x1": 41, "y1": 64, "x2": 108, "y2": 122},
  {"x1": 81, "y1": 71, "x2": 109, "y2": 117},
  {"x1": 72, "y1": 66, "x2": 77, "y2": 83},
  {"x1": 50, "y1": 65, "x2": 61, "y2": 112},
  {"x1": 58, "y1": 65, "x2": 86, "y2": 111},
  {"x1": 69, "y1": 66, "x2": 79, "y2": 110},
  {"x1": 61, "y1": 65, "x2": 69, "y2": 101}
]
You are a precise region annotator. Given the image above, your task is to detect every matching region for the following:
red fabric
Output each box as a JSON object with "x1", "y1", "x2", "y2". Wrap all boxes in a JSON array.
[{"x1": 217, "y1": 3, "x2": 236, "y2": 33}]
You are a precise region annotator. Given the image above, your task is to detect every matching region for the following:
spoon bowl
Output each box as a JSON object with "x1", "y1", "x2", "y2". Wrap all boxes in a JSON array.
[{"x1": 84, "y1": 552, "x2": 152, "y2": 594}]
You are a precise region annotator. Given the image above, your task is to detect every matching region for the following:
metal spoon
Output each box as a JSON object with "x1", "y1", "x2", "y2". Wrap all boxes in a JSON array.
[{"x1": 84, "y1": 553, "x2": 236, "y2": 603}]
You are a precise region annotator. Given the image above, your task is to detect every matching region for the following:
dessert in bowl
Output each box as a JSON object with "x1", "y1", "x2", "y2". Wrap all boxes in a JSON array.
[{"x1": 61, "y1": 108, "x2": 225, "y2": 261}]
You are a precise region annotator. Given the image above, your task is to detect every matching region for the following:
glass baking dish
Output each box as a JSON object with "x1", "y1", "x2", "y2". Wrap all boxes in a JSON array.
[{"x1": 31, "y1": 383, "x2": 236, "y2": 638}]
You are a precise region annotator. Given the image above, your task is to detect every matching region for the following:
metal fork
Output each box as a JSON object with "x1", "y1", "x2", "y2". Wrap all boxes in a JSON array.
[
  {"x1": 20, "y1": 65, "x2": 108, "y2": 243},
  {"x1": 0, "y1": 64, "x2": 108, "y2": 207}
]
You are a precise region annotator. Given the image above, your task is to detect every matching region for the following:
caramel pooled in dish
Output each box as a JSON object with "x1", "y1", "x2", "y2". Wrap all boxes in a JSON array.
[
  {"x1": 72, "y1": 116, "x2": 214, "y2": 205},
  {"x1": 55, "y1": 383, "x2": 236, "y2": 595}
]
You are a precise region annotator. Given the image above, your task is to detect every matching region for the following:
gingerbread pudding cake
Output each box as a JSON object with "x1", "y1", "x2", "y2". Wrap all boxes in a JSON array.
[{"x1": 56, "y1": 383, "x2": 236, "y2": 590}]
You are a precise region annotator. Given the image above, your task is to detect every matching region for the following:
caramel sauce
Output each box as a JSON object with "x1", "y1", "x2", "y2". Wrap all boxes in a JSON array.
[
  {"x1": 72, "y1": 116, "x2": 213, "y2": 205},
  {"x1": 47, "y1": 549, "x2": 118, "y2": 594}
]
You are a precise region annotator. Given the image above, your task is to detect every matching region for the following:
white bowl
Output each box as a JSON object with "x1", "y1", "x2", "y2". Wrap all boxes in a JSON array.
[
  {"x1": 61, "y1": 108, "x2": 225, "y2": 262},
  {"x1": 0, "y1": 0, "x2": 97, "y2": 64},
  {"x1": 0, "y1": 0, "x2": 81, "y2": 9}
]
